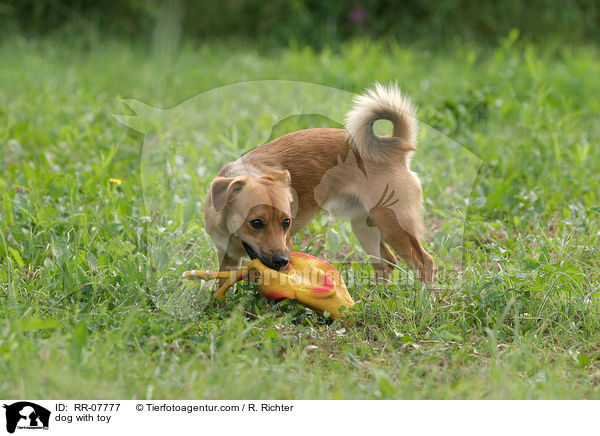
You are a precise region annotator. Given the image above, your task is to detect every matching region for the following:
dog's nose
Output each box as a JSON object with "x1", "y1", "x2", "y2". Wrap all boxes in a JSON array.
[{"x1": 271, "y1": 254, "x2": 289, "y2": 270}]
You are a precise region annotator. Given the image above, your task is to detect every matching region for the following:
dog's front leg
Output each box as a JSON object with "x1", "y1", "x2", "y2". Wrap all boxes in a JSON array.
[{"x1": 217, "y1": 251, "x2": 242, "y2": 290}]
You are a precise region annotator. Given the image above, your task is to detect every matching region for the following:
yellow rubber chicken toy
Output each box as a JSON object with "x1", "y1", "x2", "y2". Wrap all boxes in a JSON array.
[{"x1": 182, "y1": 252, "x2": 355, "y2": 319}]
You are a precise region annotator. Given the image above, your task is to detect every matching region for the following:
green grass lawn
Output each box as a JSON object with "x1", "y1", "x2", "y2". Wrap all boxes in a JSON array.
[{"x1": 1, "y1": 34, "x2": 599, "y2": 399}]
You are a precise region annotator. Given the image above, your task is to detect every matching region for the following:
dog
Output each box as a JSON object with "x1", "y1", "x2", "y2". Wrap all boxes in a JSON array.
[{"x1": 204, "y1": 83, "x2": 434, "y2": 283}]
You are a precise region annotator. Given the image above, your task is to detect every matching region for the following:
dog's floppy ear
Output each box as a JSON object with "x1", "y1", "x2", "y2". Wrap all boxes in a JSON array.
[
  {"x1": 262, "y1": 169, "x2": 291, "y2": 187},
  {"x1": 210, "y1": 176, "x2": 248, "y2": 212}
]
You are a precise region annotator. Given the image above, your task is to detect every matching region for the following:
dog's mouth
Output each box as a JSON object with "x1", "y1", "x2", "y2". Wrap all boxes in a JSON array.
[
  {"x1": 242, "y1": 241, "x2": 289, "y2": 271},
  {"x1": 242, "y1": 241, "x2": 259, "y2": 260}
]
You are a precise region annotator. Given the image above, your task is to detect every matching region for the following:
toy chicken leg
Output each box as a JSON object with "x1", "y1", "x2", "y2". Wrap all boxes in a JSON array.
[{"x1": 182, "y1": 258, "x2": 289, "y2": 299}]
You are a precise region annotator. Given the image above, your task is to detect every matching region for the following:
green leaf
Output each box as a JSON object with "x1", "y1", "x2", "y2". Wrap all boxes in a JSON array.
[
  {"x1": 16, "y1": 318, "x2": 61, "y2": 331},
  {"x1": 522, "y1": 257, "x2": 540, "y2": 270},
  {"x1": 377, "y1": 374, "x2": 395, "y2": 398},
  {"x1": 326, "y1": 229, "x2": 341, "y2": 255},
  {"x1": 577, "y1": 353, "x2": 591, "y2": 368},
  {"x1": 163, "y1": 323, "x2": 195, "y2": 341},
  {"x1": 264, "y1": 328, "x2": 279, "y2": 341},
  {"x1": 69, "y1": 322, "x2": 88, "y2": 364},
  {"x1": 570, "y1": 350, "x2": 592, "y2": 368},
  {"x1": 400, "y1": 335, "x2": 414, "y2": 344},
  {"x1": 7, "y1": 246, "x2": 24, "y2": 268}
]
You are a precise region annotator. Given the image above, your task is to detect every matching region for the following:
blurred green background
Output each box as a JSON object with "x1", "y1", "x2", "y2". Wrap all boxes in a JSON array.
[{"x1": 2, "y1": 0, "x2": 599, "y2": 46}]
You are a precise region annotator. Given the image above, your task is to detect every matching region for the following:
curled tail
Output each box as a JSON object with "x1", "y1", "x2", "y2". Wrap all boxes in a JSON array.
[{"x1": 345, "y1": 83, "x2": 418, "y2": 163}]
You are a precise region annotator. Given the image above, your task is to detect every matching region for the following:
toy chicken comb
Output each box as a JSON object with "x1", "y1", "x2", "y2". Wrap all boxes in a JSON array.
[{"x1": 182, "y1": 252, "x2": 355, "y2": 318}]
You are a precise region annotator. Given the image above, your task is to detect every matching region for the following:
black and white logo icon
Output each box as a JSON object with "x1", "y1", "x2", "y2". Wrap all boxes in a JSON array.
[{"x1": 3, "y1": 402, "x2": 50, "y2": 434}]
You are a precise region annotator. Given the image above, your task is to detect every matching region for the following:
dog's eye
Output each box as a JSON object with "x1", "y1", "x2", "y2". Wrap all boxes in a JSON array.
[
  {"x1": 282, "y1": 218, "x2": 291, "y2": 229},
  {"x1": 249, "y1": 219, "x2": 265, "y2": 230}
]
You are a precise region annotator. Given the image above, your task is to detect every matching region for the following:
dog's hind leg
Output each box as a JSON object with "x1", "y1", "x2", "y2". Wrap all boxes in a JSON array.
[
  {"x1": 378, "y1": 240, "x2": 397, "y2": 278},
  {"x1": 350, "y1": 215, "x2": 397, "y2": 282},
  {"x1": 368, "y1": 207, "x2": 434, "y2": 282}
]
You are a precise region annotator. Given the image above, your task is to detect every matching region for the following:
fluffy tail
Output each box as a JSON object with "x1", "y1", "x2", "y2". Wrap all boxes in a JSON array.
[{"x1": 345, "y1": 83, "x2": 418, "y2": 163}]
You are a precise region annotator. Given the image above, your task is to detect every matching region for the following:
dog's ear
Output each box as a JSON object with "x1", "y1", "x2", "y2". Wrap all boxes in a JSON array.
[
  {"x1": 262, "y1": 169, "x2": 291, "y2": 187},
  {"x1": 210, "y1": 176, "x2": 248, "y2": 212}
]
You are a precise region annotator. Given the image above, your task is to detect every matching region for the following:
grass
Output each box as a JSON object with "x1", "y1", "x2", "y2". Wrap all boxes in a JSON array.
[{"x1": 1, "y1": 33, "x2": 599, "y2": 399}]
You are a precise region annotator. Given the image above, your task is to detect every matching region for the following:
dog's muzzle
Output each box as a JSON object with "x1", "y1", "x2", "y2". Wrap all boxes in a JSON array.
[
  {"x1": 270, "y1": 254, "x2": 290, "y2": 270},
  {"x1": 242, "y1": 242, "x2": 289, "y2": 271}
]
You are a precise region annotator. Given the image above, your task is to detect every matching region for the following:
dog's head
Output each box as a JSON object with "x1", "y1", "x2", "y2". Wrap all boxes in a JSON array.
[{"x1": 209, "y1": 169, "x2": 294, "y2": 270}]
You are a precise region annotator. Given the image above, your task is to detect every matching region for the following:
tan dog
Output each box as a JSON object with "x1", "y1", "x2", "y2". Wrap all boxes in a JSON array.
[{"x1": 204, "y1": 84, "x2": 434, "y2": 282}]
